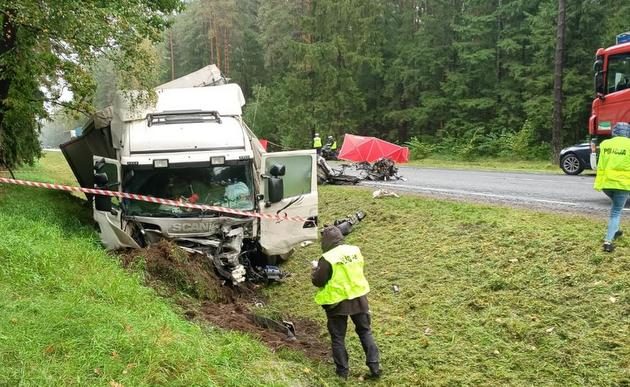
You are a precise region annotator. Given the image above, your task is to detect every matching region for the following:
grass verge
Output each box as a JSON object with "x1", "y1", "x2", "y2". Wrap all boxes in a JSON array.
[
  {"x1": 3, "y1": 151, "x2": 628, "y2": 386},
  {"x1": 407, "y1": 156, "x2": 563, "y2": 174},
  {"x1": 0, "y1": 153, "x2": 323, "y2": 386},
  {"x1": 265, "y1": 185, "x2": 629, "y2": 385}
]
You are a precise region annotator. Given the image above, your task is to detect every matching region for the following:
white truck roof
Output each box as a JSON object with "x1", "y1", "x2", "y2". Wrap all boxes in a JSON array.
[
  {"x1": 127, "y1": 116, "x2": 247, "y2": 154},
  {"x1": 113, "y1": 84, "x2": 246, "y2": 123}
]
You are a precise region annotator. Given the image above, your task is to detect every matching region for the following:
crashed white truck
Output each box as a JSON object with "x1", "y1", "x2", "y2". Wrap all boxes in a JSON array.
[{"x1": 61, "y1": 67, "x2": 318, "y2": 284}]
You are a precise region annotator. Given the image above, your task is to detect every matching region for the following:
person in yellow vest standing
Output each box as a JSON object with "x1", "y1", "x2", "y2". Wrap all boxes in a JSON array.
[
  {"x1": 327, "y1": 135, "x2": 338, "y2": 157},
  {"x1": 594, "y1": 122, "x2": 630, "y2": 252},
  {"x1": 311, "y1": 226, "x2": 381, "y2": 380},
  {"x1": 313, "y1": 133, "x2": 322, "y2": 155}
]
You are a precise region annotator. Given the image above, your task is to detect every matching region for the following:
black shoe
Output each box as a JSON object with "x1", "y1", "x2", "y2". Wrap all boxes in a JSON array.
[
  {"x1": 614, "y1": 230, "x2": 623, "y2": 240},
  {"x1": 603, "y1": 242, "x2": 615, "y2": 253},
  {"x1": 364, "y1": 370, "x2": 382, "y2": 380},
  {"x1": 336, "y1": 371, "x2": 348, "y2": 380}
]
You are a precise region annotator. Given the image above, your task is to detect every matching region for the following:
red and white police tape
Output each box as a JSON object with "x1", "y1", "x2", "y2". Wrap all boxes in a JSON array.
[{"x1": 0, "y1": 177, "x2": 308, "y2": 222}]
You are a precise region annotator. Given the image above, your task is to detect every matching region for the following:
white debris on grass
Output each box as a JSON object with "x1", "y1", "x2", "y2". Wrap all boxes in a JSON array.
[{"x1": 372, "y1": 189, "x2": 400, "y2": 199}]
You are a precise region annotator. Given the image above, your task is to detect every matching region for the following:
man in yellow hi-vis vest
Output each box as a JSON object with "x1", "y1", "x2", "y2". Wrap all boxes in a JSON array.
[
  {"x1": 311, "y1": 226, "x2": 381, "y2": 380},
  {"x1": 594, "y1": 122, "x2": 630, "y2": 252},
  {"x1": 313, "y1": 133, "x2": 322, "y2": 155},
  {"x1": 327, "y1": 135, "x2": 337, "y2": 150}
]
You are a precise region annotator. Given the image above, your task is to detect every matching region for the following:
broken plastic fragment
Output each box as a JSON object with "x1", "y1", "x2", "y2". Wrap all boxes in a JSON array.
[{"x1": 372, "y1": 189, "x2": 400, "y2": 198}]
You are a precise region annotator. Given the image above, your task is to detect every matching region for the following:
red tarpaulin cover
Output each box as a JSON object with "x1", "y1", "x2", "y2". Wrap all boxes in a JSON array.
[
  {"x1": 337, "y1": 134, "x2": 409, "y2": 163},
  {"x1": 259, "y1": 139, "x2": 268, "y2": 151}
]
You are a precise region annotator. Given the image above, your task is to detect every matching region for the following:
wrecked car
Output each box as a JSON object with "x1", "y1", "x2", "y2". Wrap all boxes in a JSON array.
[
  {"x1": 356, "y1": 158, "x2": 404, "y2": 181},
  {"x1": 316, "y1": 157, "x2": 360, "y2": 185}
]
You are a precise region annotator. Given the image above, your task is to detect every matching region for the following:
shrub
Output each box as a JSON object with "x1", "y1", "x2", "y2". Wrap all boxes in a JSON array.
[
  {"x1": 406, "y1": 136, "x2": 435, "y2": 160},
  {"x1": 426, "y1": 122, "x2": 550, "y2": 161}
]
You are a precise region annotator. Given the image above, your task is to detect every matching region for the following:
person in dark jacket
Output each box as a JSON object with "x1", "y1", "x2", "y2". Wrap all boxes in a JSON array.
[{"x1": 311, "y1": 226, "x2": 381, "y2": 380}]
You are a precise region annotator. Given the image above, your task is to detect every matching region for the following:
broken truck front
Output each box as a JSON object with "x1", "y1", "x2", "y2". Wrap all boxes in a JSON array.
[{"x1": 61, "y1": 72, "x2": 318, "y2": 285}]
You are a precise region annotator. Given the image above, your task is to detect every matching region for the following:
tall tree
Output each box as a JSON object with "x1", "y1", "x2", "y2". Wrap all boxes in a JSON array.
[
  {"x1": 552, "y1": 0, "x2": 567, "y2": 162},
  {"x1": 0, "y1": 1, "x2": 181, "y2": 168},
  {"x1": 159, "y1": 0, "x2": 628, "y2": 159}
]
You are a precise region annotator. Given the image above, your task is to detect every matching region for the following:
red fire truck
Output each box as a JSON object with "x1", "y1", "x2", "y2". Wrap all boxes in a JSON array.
[{"x1": 589, "y1": 32, "x2": 630, "y2": 169}]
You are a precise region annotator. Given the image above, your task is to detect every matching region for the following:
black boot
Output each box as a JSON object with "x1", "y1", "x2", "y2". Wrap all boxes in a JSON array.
[{"x1": 603, "y1": 242, "x2": 615, "y2": 252}]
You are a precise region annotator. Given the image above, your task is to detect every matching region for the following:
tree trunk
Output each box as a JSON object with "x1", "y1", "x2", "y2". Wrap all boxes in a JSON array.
[
  {"x1": 495, "y1": 0, "x2": 502, "y2": 100},
  {"x1": 209, "y1": 21, "x2": 215, "y2": 65},
  {"x1": 169, "y1": 29, "x2": 175, "y2": 80},
  {"x1": 0, "y1": 9, "x2": 18, "y2": 137},
  {"x1": 214, "y1": 26, "x2": 221, "y2": 72},
  {"x1": 551, "y1": 0, "x2": 566, "y2": 163},
  {"x1": 224, "y1": 26, "x2": 229, "y2": 76}
]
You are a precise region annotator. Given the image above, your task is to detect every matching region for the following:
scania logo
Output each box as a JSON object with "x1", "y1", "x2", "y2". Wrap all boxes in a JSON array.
[{"x1": 170, "y1": 223, "x2": 215, "y2": 233}]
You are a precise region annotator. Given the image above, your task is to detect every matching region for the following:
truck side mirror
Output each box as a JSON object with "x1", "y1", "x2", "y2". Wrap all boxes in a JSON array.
[
  {"x1": 94, "y1": 172, "x2": 109, "y2": 187},
  {"x1": 595, "y1": 71, "x2": 605, "y2": 96},
  {"x1": 267, "y1": 177, "x2": 284, "y2": 203},
  {"x1": 94, "y1": 158, "x2": 106, "y2": 172},
  {"x1": 270, "y1": 164, "x2": 286, "y2": 177},
  {"x1": 93, "y1": 172, "x2": 112, "y2": 211}
]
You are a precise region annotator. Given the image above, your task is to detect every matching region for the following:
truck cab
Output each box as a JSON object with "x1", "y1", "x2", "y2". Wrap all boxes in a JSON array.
[
  {"x1": 589, "y1": 33, "x2": 630, "y2": 169},
  {"x1": 61, "y1": 67, "x2": 318, "y2": 284}
]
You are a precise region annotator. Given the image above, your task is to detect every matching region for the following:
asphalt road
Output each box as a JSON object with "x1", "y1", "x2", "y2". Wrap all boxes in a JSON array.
[{"x1": 348, "y1": 165, "x2": 619, "y2": 215}]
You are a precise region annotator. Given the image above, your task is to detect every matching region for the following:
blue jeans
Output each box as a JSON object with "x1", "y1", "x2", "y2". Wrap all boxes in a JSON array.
[{"x1": 603, "y1": 189, "x2": 630, "y2": 242}]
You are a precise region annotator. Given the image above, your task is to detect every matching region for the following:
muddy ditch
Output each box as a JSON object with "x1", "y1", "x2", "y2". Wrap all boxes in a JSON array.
[{"x1": 119, "y1": 240, "x2": 328, "y2": 360}]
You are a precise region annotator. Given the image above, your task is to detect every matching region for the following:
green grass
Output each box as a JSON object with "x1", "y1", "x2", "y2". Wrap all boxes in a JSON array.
[
  {"x1": 0, "y1": 152, "x2": 325, "y2": 386},
  {"x1": 407, "y1": 156, "x2": 563, "y2": 174},
  {"x1": 3, "y1": 151, "x2": 628, "y2": 386},
  {"x1": 265, "y1": 186, "x2": 629, "y2": 386},
  {"x1": 14, "y1": 151, "x2": 79, "y2": 185}
]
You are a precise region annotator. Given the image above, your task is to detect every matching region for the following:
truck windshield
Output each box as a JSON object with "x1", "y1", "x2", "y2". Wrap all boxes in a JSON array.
[
  {"x1": 123, "y1": 163, "x2": 255, "y2": 217},
  {"x1": 606, "y1": 53, "x2": 630, "y2": 94}
]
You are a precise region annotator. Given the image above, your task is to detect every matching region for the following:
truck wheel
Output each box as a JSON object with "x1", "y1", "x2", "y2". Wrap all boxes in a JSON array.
[{"x1": 560, "y1": 153, "x2": 584, "y2": 175}]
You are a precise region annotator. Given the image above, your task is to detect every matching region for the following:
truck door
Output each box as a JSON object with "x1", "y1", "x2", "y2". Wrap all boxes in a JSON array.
[
  {"x1": 92, "y1": 156, "x2": 140, "y2": 250},
  {"x1": 60, "y1": 121, "x2": 116, "y2": 197},
  {"x1": 259, "y1": 150, "x2": 318, "y2": 256},
  {"x1": 595, "y1": 53, "x2": 630, "y2": 136}
]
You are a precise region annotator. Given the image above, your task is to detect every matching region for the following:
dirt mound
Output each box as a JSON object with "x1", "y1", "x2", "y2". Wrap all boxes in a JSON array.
[
  {"x1": 120, "y1": 241, "x2": 329, "y2": 360},
  {"x1": 121, "y1": 240, "x2": 238, "y2": 302},
  {"x1": 185, "y1": 302, "x2": 328, "y2": 360}
]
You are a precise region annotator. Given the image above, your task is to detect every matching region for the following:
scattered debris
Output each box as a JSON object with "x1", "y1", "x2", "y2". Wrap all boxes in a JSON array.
[
  {"x1": 317, "y1": 156, "x2": 406, "y2": 185},
  {"x1": 317, "y1": 157, "x2": 360, "y2": 185},
  {"x1": 423, "y1": 327, "x2": 433, "y2": 336},
  {"x1": 357, "y1": 158, "x2": 405, "y2": 181},
  {"x1": 119, "y1": 241, "x2": 329, "y2": 360},
  {"x1": 546, "y1": 327, "x2": 555, "y2": 333},
  {"x1": 330, "y1": 211, "x2": 366, "y2": 236},
  {"x1": 372, "y1": 189, "x2": 400, "y2": 199},
  {"x1": 300, "y1": 241, "x2": 314, "y2": 247},
  {"x1": 609, "y1": 296, "x2": 617, "y2": 303},
  {"x1": 392, "y1": 284, "x2": 400, "y2": 293}
]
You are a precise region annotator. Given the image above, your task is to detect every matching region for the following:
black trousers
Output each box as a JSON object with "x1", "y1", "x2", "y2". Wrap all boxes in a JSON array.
[{"x1": 326, "y1": 313, "x2": 380, "y2": 376}]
